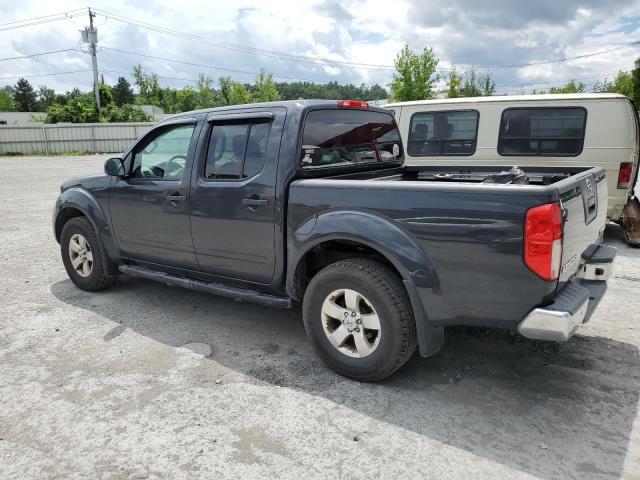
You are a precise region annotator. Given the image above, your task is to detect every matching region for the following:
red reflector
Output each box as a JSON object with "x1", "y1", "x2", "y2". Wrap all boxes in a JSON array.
[
  {"x1": 338, "y1": 99, "x2": 369, "y2": 109},
  {"x1": 618, "y1": 162, "x2": 633, "y2": 189},
  {"x1": 524, "y1": 202, "x2": 563, "y2": 281}
]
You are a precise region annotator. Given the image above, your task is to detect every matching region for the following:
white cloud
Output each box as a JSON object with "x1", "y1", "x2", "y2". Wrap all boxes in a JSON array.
[{"x1": 0, "y1": 0, "x2": 639, "y2": 95}]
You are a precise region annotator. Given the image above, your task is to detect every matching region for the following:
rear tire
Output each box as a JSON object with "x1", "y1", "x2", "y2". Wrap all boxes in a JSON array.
[
  {"x1": 302, "y1": 258, "x2": 417, "y2": 381},
  {"x1": 60, "y1": 217, "x2": 116, "y2": 291}
]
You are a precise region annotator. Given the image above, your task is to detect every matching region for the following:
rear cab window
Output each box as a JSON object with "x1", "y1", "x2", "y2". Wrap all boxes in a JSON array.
[
  {"x1": 498, "y1": 107, "x2": 587, "y2": 156},
  {"x1": 300, "y1": 109, "x2": 402, "y2": 171},
  {"x1": 204, "y1": 120, "x2": 271, "y2": 180},
  {"x1": 408, "y1": 110, "x2": 479, "y2": 156}
]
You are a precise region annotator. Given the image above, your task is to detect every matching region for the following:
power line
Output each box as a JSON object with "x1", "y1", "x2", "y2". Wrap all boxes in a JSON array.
[
  {"x1": 90, "y1": 7, "x2": 397, "y2": 71},
  {"x1": 0, "y1": 69, "x2": 92, "y2": 80},
  {"x1": 89, "y1": 7, "x2": 639, "y2": 74},
  {"x1": 99, "y1": 46, "x2": 378, "y2": 85},
  {"x1": 0, "y1": 9, "x2": 87, "y2": 32},
  {"x1": 0, "y1": 8, "x2": 87, "y2": 28},
  {"x1": 101, "y1": 69, "x2": 197, "y2": 83},
  {"x1": 494, "y1": 71, "x2": 623, "y2": 88},
  {"x1": 0, "y1": 48, "x2": 80, "y2": 62}
]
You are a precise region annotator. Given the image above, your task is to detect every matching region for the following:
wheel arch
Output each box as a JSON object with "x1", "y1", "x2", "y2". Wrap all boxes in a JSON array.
[
  {"x1": 287, "y1": 210, "x2": 444, "y2": 357},
  {"x1": 55, "y1": 188, "x2": 120, "y2": 275}
]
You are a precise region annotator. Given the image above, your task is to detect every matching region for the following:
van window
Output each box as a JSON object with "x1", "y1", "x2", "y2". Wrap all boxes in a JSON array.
[
  {"x1": 204, "y1": 120, "x2": 271, "y2": 179},
  {"x1": 408, "y1": 110, "x2": 479, "y2": 156},
  {"x1": 498, "y1": 107, "x2": 586, "y2": 156},
  {"x1": 301, "y1": 109, "x2": 402, "y2": 169}
]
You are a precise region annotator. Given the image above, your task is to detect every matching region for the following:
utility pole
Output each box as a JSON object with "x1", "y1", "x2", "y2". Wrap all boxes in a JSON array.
[{"x1": 81, "y1": 8, "x2": 100, "y2": 109}]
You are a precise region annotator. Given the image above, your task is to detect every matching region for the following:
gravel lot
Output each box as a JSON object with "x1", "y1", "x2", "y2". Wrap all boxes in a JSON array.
[{"x1": 1, "y1": 154, "x2": 639, "y2": 480}]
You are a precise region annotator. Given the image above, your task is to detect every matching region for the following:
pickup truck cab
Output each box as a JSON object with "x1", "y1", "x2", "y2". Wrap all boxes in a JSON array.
[{"x1": 53, "y1": 99, "x2": 616, "y2": 381}]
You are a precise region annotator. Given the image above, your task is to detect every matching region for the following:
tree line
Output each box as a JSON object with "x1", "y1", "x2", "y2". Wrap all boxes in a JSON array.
[
  {"x1": 1, "y1": 46, "x2": 638, "y2": 123},
  {"x1": 389, "y1": 44, "x2": 640, "y2": 104},
  {"x1": 0, "y1": 65, "x2": 389, "y2": 123}
]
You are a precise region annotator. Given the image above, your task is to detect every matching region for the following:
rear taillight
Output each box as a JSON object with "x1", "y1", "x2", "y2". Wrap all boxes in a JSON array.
[
  {"x1": 524, "y1": 202, "x2": 563, "y2": 281},
  {"x1": 338, "y1": 99, "x2": 369, "y2": 109},
  {"x1": 617, "y1": 162, "x2": 633, "y2": 189}
]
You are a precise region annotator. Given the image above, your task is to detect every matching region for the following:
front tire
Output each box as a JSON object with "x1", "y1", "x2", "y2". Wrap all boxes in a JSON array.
[
  {"x1": 60, "y1": 217, "x2": 116, "y2": 291},
  {"x1": 302, "y1": 258, "x2": 417, "y2": 381}
]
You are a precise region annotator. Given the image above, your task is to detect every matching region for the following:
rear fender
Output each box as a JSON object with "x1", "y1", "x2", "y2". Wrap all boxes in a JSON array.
[{"x1": 288, "y1": 210, "x2": 444, "y2": 357}]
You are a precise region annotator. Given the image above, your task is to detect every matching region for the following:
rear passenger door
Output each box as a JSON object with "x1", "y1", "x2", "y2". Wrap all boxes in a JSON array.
[{"x1": 189, "y1": 108, "x2": 285, "y2": 284}]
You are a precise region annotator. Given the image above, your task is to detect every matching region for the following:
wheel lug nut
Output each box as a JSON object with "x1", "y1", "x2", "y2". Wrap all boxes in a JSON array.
[
  {"x1": 351, "y1": 312, "x2": 356, "y2": 317},
  {"x1": 356, "y1": 319, "x2": 362, "y2": 324},
  {"x1": 355, "y1": 328, "x2": 360, "y2": 332}
]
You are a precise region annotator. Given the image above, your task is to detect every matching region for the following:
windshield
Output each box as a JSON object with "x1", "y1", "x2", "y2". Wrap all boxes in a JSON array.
[{"x1": 301, "y1": 109, "x2": 402, "y2": 169}]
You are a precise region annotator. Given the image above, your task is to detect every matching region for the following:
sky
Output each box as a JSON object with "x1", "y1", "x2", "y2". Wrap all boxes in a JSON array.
[{"x1": 1, "y1": 0, "x2": 640, "y2": 97}]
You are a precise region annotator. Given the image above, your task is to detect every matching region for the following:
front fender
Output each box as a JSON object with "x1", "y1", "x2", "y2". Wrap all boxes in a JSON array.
[
  {"x1": 54, "y1": 188, "x2": 120, "y2": 274},
  {"x1": 287, "y1": 209, "x2": 444, "y2": 356}
]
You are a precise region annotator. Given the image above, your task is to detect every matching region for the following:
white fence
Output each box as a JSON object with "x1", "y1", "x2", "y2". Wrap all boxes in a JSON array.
[{"x1": 0, "y1": 122, "x2": 155, "y2": 154}]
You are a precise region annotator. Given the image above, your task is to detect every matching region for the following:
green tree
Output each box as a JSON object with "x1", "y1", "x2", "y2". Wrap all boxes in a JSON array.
[
  {"x1": 595, "y1": 71, "x2": 633, "y2": 97},
  {"x1": 218, "y1": 76, "x2": 253, "y2": 105},
  {"x1": 390, "y1": 44, "x2": 439, "y2": 101},
  {"x1": 99, "y1": 83, "x2": 114, "y2": 106},
  {"x1": 230, "y1": 82, "x2": 253, "y2": 104},
  {"x1": 632, "y1": 57, "x2": 640, "y2": 106},
  {"x1": 12, "y1": 78, "x2": 38, "y2": 111},
  {"x1": 479, "y1": 72, "x2": 496, "y2": 96},
  {"x1": 196, "y1": 74, "x2": 216, "y2": 108},
  {"x1": 446, "y1": 68, "x2": 462, "y2": 98},
  {"x1": 36, "y1": 86, "x2": 56, "y2": 111},
  {"x1": 133, "y1": 65, "x2": 161, "y2": 106},
  {"x1": 548, "y1": 79, "x2": 585, "y2": 94},
  {"x1": 0, "y1": 86, "x2": 14, "y2": 111},
  {"x1": 112, "y1": 77, "x2": 135, "y2": 106},
  {"x1": 254, "y1": 69, "x2": 281, "y2": 103}
]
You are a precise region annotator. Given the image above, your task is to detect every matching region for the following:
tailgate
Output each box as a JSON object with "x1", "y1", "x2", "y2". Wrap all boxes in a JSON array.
[{"x1": 557, "y1": 167, "x2": 608, "y2": 287}]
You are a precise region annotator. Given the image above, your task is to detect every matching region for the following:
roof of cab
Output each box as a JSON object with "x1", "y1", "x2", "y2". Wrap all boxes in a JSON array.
[
  {"x1": 383, "y1": 93, "x2": 629, "y2": 108},
  {"x1": 169, "y1": 99, "x2": 390, "y2": 120}
]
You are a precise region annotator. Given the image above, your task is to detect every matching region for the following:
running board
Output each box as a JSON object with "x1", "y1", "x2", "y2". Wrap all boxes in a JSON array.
[{"x1": 118, "y1": 264, "x2": 291, "y2": 308}]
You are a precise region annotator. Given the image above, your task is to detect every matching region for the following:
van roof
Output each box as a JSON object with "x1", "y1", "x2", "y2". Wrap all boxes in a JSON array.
[{"x1": 383, "y1": 93, "x2": 629, "y2": 108}]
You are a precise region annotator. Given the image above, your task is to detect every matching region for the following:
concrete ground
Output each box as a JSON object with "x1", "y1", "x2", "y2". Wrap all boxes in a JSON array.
[{"x1": 0, "y1": 154, "x2": 639, "y2": 480}]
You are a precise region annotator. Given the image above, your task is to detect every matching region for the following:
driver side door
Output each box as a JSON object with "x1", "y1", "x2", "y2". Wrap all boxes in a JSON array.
[{"x1": 109, "y1": 119, "x2": 201, "y2": 270}]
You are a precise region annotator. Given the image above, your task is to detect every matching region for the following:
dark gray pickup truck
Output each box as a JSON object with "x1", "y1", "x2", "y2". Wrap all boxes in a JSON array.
[{"x1": 53, "y1": 99, "x2": 615, "y2": 381}]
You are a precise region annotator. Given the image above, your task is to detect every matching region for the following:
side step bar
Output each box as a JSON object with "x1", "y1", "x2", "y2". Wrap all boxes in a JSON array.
[{"x1": 119, "y1": 264, "x2": 291, "y2": 308}]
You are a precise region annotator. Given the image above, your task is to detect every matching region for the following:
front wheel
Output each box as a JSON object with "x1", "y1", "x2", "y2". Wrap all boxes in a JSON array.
[
  {"x1": 302, "y1": 258, "x2": 417, "y2": 381},
  {"x1": 60, "y1": 217, "x2": 116, "y2": 291}
]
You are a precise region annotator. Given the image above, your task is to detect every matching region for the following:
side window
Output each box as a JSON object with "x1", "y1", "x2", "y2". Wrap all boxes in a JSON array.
[
  {"x1": 498, "y1": 107, "x2": 586, "y2": 156},
  {"x1": 408, "y1": 110, "x2": 479, "y2": 156},
  {"x1": 204, "y1": 120, "x2": 271, "y2": 180},
  {"x1": 131, "y1": 124, "x2": 195, "y2": 179}
]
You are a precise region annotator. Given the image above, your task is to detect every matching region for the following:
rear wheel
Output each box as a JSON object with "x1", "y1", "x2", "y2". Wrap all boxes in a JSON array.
[
  {"x1": 302, "y1": 258, "x2": 417, "y2": 381},
  {"x1": 60, "y1": 217, "x2": 116, "y2": 291}
]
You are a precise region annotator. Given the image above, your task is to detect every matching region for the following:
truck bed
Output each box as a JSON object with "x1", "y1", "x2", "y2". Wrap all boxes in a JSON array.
[{"x1": 287, "y1": 164, "x2": 607, "y2": 329}]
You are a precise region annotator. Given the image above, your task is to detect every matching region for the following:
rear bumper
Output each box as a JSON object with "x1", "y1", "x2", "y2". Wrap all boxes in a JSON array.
[{"x1": 518, "y1": 244, "x2": 616, "y2": 341}]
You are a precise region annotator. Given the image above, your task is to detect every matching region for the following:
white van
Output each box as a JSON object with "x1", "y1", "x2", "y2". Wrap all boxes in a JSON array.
[{"x1": 384, "y1": 93, "x2": 640, "y2": 244}]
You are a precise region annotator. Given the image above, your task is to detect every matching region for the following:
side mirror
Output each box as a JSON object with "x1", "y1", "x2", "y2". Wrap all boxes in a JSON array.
[{"x1": 104, "y1": 157, "x2": 125, "y2": 177}]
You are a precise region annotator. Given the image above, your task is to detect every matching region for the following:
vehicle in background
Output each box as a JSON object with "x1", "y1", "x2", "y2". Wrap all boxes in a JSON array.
[
  {"x1": 384, "y1": 93, "x2": 640, "y2": 245},
  {"x1": 53, "y1": 99, "x2": 615, "y2": 381}
]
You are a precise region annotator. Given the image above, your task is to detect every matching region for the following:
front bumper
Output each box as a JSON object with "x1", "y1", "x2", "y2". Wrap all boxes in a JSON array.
[{"x1": 518, "y1": 244, "x2": 616, "y2": 342}]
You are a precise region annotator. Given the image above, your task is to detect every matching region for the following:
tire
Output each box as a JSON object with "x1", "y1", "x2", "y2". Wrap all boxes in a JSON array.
[
  {"x1": 60, "y1": 216, "x2": 116, "y2": 292},
  {"x1": 302, "y1": 258, "x2": 417, "y2": 381}
]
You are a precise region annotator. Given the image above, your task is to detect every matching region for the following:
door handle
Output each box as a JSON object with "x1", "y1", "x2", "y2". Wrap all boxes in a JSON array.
[
  {"x1": 167, "y1": 193, "x2": 186, "y2": 201},
  {"x1": 242, "y1": 197, "x2": 268, "y2": 206}
]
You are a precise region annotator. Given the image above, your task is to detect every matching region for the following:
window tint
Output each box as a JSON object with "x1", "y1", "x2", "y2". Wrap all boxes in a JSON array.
[
  {"x1": 131, "y1": 124, "x2": 195, "y2": 179},
  {"x1": 204, "y1": 121, "x2": 271, "y2": 179},
  {"x1": 301, "y1": 109, "x2": 402, "y2": 169},
  {"x1": 498, "y1": 107, "x2": 586, "y2": 156},
  {"x1": 244, "y1": 122, "x2": 271, "y2": 177},
  {"x1": 408, "y1": 110, "x2": 478, "y2": 156}
]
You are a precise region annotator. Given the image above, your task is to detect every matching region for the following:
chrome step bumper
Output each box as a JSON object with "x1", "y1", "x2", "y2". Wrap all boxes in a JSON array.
[{"x1": 518, "y1": 244, "x2": 615, "y2": 342}]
